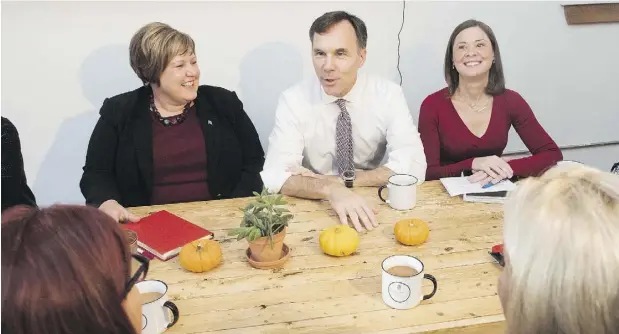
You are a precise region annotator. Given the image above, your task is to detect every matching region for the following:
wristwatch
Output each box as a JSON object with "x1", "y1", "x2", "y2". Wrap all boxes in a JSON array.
[{"x1": 342, "y1": 170, "x2": 356, "y2": 188}]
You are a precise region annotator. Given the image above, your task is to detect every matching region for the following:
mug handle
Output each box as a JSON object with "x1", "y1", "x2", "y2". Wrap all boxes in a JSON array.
[
  {"x1": 378, "y1": 185, "x2": 388, "y2": 202},
  {"x1": 164, "y1": 301, "x2": 180, "y2": 328},
  {"x1": 422, "y1": 274, "x2": 438, "y2": 300}
]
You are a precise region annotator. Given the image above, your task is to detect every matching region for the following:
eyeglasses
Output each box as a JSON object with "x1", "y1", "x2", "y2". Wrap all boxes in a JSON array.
[{"x1": 123, "y1": 253, "x2": 150, "y2": 299}]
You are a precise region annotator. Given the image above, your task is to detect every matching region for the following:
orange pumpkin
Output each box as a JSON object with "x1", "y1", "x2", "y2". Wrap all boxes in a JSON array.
[
  {"x1": 179, "y1": 239, "x2": 222, "y2": 273},
  {"x1": 394, "y1": 219, "x2": 429, "y2": 246},
  {"x1": 319, "y1": 225, "x2": 359, "y2": 257}
]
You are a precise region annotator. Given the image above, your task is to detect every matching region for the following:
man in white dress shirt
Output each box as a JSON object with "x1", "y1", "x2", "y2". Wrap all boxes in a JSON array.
[{"x1": 261, "y1": 11, "x2": 427, "y2": 232}]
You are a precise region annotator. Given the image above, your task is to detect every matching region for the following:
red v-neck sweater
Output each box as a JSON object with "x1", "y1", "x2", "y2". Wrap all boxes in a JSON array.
[{"x1": 418, "y1": 88, "x2": 562, "y2": 181}]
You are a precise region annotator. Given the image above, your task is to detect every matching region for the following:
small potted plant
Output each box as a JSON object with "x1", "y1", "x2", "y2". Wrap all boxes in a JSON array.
[{"x1": 229, "y1": 188, "x2": 293, "y2": 263}]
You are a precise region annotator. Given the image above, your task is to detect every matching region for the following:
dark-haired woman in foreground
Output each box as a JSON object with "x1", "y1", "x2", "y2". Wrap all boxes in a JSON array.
[{"x1": 2, "y1": 205, "x2": 148, "y2": 333}]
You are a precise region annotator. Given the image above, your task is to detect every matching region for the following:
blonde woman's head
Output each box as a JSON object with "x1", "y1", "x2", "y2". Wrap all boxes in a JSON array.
[
  {"x1": 500, "y1": 163, "x2": 619, "y2": 334},
  {"x1": 129, "y1": 22, "x2": 199, "y2": 104}
]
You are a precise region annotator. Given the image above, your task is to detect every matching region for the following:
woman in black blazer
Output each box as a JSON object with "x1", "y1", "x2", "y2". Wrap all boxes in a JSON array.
[{"x1": 80, "y1": 22, "x2": 264, "y2": 222}]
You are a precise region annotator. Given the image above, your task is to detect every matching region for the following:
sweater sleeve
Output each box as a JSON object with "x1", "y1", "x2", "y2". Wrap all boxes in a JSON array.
[
  {"x1": 505, "y1": 91, "x2": 563, "y2": 176},
  {"x1": 418, "y1": 95, "x2": 474, "y2": 180}
]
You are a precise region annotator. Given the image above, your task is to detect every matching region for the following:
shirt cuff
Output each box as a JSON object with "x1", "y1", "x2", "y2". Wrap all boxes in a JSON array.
[{"x1": 260, "y1": 169, "x2": 293, "y2": 194}]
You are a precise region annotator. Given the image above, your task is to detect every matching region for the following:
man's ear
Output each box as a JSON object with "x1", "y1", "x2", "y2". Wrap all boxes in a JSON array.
[{"x1": 358, "y1": 48, "x2": 367, "y2": 68}]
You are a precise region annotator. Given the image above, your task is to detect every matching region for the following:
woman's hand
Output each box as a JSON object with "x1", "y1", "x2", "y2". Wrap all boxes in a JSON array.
[
  {"x1": 472, "y1": 156, "x2": 513, "y2": 182},
  {"x1": 467, "y1": 170, "x2": 495, "y2": 185},
  {"x1": 99, "y1": 199, "x2": 140, "y2": 223}
]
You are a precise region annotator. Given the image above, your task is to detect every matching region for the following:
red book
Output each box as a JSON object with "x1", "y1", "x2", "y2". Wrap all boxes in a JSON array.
[{"x1": 122, "y1": 210, "x2": 214, "y2": 261}]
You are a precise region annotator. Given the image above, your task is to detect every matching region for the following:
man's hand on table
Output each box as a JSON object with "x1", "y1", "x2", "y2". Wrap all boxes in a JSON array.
[
  {"x1": 286, "y1": 166, "x2": 378, "y2": 232},
  {"x1": 99, "y1": 199, "x2": 140, "y2": 223},
  {"x1": 326, "y1": 183, "x2": 378, "y2": 233}
]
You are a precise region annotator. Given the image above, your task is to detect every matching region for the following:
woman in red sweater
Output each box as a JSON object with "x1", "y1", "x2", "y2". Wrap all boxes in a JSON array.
[{"x1": 418, "y1": 19, "x2": 562, "y2": 184}]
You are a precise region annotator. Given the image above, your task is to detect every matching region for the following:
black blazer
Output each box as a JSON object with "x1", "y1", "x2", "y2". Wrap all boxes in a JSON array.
[
  {"x1": 1, "y1": 117, "x2": 37, "y2": 212},
  {"x1": 80, "y1": 85, "x2": 265, "y2": 207}
]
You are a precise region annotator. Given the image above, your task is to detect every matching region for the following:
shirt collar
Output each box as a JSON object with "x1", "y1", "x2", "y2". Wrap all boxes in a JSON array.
[{"x1": 319, "y1": 72, "x2": 365, "y2": 105}]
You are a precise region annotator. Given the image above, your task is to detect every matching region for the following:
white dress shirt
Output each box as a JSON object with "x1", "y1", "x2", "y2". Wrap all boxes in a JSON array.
[{"x1": 261, "y1": 72, "x2": 427, "y2": 193}]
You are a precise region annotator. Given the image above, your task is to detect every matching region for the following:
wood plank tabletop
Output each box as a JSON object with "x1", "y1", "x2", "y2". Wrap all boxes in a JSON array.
[{"x1": 129, "y1": 180, "x2": 507, "y2": 334}]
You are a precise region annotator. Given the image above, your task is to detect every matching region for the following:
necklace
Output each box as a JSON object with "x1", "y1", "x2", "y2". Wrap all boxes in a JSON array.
[
  {"x1": 455, "y1": 92, "x2": 491, "y2": 113},
  {"x1": 149, "y1": 95, "x2": 192, "y2": 126}
]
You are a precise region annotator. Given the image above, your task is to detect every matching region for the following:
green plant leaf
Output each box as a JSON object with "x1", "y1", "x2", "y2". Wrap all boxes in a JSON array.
[
  {"x1": 255, "y1": 217, "x2": 265, "y2": 230},
  {"x1": 240, "y1": 186, "x2": 294, "y2": 242},
  {"x1": 228, "y1": 227, "x2": 245, "y2": 236},
  {"x1": 248, "y1": 228, "x2": 261, "y2": 241},
  {"x1": 272, "y1": 224, "x2": 283, "y2": 234},
  {"x1": 228, "y1": 227, "x2": 253, "y2": 241}
]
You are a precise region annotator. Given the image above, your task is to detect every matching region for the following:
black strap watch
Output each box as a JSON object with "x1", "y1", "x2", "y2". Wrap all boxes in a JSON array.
[{"x1": 342, "y1": 170, "x2": 356, "y2": 188}]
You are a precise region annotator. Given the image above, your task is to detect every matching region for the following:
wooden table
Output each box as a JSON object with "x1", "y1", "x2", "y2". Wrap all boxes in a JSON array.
[{"x1": 129, "y1": 181, "x2": 506, "y2": 334}]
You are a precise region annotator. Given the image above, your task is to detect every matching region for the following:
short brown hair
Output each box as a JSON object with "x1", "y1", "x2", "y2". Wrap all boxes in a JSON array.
[
  {"x1": 444, "y1": 19, "x2": 505, "y2": 96},
  {"x1": 1, "y1": 205, "x2": 136, "y2": 334},
  {"x1": 129, "y1": 22, "x2": 195, "y2": 85},
  {"x1": 309, "y1": 11, "x2": 368, "y2": 50}
]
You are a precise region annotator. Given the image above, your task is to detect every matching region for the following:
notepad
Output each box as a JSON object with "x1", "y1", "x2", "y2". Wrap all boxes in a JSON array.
[
  {"x1": 122, "y1": 210, "x2": 214, "y2": 261},
  {"x1": 440, "y1": 177, "x2": 517, "y2": 197}
]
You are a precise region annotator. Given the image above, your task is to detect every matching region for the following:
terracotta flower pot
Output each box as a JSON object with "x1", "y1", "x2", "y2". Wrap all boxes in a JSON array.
[{"x1": 248, "y1": 227, "x2": 286, "y2": 262}]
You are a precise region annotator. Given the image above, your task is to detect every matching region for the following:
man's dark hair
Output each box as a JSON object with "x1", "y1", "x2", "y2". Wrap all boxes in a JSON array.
[{"x1": 309, "y1": 11, "x2": 367, "y2": 49}]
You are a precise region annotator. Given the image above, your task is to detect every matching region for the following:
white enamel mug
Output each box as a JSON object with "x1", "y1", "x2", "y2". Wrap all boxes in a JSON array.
[
  {"x1": 381, "y1": 255, "x2": 438, "y2": 310},
  {"x1": 136, "y1": 280, "x2": 179, "y2": 334},
  {"x1": 378, "y1": 174, "x2": 418, "y2": 210}
]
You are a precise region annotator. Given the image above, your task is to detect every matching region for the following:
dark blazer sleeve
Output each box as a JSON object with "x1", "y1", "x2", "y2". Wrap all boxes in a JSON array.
[
  {"x1": 79, "y1": 99, "x2": 122, "y2": 207},
  {"x1": 1, "y1": 118, "x2": 37, "y2": 212},
  {"x1": 228, "y1": 92, "x2": 265, "y2": 197}
]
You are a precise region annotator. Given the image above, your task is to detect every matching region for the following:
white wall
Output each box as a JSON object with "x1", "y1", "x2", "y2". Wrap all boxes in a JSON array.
[
  {"x1": 2, "y1": 1, "x2": 618, "y2": 206},
  {"x1": 505, "y1": 144, "x2": 619, "y2": 173}
]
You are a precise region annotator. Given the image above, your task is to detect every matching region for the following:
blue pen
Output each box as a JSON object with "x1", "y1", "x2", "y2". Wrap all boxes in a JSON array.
[{"x1": 483, "y1": 179, "x2": 504, "y2": 189}]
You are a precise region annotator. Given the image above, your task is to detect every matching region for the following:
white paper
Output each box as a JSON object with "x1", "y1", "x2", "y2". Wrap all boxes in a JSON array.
[{"x1": 440, "y1": 177, "x2": 517, "y2": 197}]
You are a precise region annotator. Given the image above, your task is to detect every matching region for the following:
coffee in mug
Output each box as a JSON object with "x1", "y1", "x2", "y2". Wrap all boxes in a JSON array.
[
  {"x1": 378, "y1": 174, "x2": 418, "y2": 211},
  {"x1": 136, "y1": 280, "x2": 179, "y2": 334},
  {"x1": 381, "y1": 255, "x2": 437, "y2": 310},
  {"x1": 386, "y1": 265, "x2": 418, "y2": 277}
]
